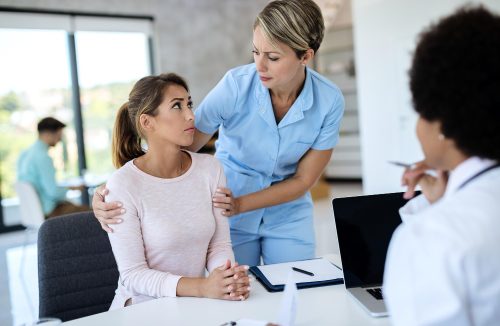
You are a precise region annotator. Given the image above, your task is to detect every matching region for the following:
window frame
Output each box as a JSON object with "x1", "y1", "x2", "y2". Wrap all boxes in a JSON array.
[{"x1": 0, "y1": 7, "x2": 155, "y2": 233}]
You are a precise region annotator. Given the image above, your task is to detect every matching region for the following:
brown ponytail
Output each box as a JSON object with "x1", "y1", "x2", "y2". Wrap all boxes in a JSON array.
[
  {"x1": 112, "y1": 102, "x2": 144, "y2": 168},
  {"x1": 111, "y1": 73, "x2": 190, "y2": 168}
]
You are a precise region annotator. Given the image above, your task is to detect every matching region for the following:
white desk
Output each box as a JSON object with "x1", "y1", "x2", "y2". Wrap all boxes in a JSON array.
[
  {"x1": 64, "y1": 255, "x2": 390, "y2": 326},
  {"x1": 58, "y1": 174, "x2": 108, "y2": 206}
]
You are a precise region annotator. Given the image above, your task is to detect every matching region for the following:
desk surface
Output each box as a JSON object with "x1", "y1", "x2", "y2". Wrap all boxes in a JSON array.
[{"x1": 64, "y1": 255, "x2": 390, "y2": 326}]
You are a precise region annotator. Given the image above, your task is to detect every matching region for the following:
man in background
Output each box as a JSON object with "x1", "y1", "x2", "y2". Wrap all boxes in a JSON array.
[{"x1": 17, "y1": 117, "x2": 89, "y2": 218}]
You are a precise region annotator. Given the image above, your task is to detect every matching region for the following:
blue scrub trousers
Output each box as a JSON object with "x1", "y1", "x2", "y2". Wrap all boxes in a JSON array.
[{"x1": 230, "y1": 204, "x2": 316, "y2": 266}]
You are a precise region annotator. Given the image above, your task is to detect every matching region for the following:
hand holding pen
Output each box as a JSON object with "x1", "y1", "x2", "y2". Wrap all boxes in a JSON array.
[{"x1": 390, "y1": 160, "x2": 448, "y2": 203}]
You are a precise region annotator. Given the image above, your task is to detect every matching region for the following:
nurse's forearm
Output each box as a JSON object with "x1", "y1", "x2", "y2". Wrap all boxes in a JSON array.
[
  {"x1": 236, "y1": 148, "x2": 333, "y2": 213},
  {"x1": 236, "y1": 177, "x2": 312, "y2": 213},
  {"x1": 186, "y1": 129, "x2": 214, "y2": 152}
]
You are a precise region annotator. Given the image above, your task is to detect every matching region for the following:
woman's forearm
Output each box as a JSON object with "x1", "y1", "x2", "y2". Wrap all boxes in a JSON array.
[{"x1": 176, "y1": 277, "x2": 206, "y2": 297}]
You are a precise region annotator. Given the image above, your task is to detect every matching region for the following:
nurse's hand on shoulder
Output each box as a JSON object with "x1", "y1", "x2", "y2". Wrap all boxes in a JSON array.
[
  {"x1": 92, "y1": 184, "x2": 125, "y2": 233},
  {"x1": 202, "y1": 260, "x2": 251, "y2": 301},
  {"x1": 402, "y1": 160, "x2": 448, "y2": 203},
  {"x1": 213, "y1": 187, "x2": 240, "y2": 217}
]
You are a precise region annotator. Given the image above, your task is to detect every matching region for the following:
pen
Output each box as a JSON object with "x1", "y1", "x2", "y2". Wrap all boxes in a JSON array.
[
  {"x1": 292, "y1": 266, "x2": 314, "y2": 276},
  {"x1": 388, "y1": 161, "x2": 416, "y2": 169},
  {"x1": 389, "y1": 161, "x2": 437, "y2": 177},
  {"x1": 330, "y1": 262, "x2": 342, "y2": 271}
]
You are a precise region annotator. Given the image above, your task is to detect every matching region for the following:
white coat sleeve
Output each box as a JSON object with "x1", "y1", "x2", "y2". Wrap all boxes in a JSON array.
[{"x1": 384, "y1": 214, "x2": 471, "y2": 326}]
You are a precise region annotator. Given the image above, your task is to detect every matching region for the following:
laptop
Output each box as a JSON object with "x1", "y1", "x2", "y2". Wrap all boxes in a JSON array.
[{"x1": 332, "y1": 192, "x2": 415, "y2": 317}]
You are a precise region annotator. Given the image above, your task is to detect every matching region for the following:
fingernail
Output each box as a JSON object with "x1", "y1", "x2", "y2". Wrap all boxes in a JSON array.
[
  {"x1": 120, "y1": 209, "x2": 125, "y2": 214},
  {"x1": 247, "y1": 286, "x2": 251, "y2": 291},
  {"x1": 234, "y1": 274, "x2": 238, "y2": 279},
  {"x1": 117, "y1": 219, "x2": 123, "y2": 223},
  {"x1": 240, "y1": 295, "x2": 244, "y2": 301},
  {"x1": 243, "y1": 265, "x2": 249, "y2": 270},
  {"x1": 117, "y1": 203, "x2": 122, "y2": 207}
]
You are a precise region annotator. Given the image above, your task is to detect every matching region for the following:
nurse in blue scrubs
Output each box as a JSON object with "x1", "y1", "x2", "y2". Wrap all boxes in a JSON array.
[{"x1": 93, "y1": 0, "x2": 344, "y2": 266}]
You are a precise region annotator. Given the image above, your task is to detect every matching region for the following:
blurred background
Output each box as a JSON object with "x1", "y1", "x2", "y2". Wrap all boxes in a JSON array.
[{"x1": 0, "y1": 0, "x2": 499, "y2": 325}]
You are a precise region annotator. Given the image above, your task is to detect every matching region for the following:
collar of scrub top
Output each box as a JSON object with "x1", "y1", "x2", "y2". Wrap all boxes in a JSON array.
[{"x1": 254, "y1": 65, "x2": 314, "y2": 129}]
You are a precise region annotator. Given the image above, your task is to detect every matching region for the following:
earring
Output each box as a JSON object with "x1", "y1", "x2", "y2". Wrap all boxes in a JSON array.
[{"x1": 438, "y1": 134, "x2": 445, "y2": 141}]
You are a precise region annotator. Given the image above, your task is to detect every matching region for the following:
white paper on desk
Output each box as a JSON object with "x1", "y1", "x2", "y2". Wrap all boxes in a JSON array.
[
  {"x1": 277, "y1": 271, "x2": 298, "y2": 326},
  {"x1": 257, "y1": 258, "x2": 342, "y2": 285},
  {"x1": 235, "y1": 319, "x2": 269, "y2": 326}
]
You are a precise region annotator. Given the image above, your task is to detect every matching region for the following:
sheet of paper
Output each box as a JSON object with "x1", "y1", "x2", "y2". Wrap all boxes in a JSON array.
[
  {"x1": 234, "y1": 319, "x2": 270, "y2": 326},
  {"x1": 277, "y1": 271, "x2": 298, "y2": 326},
  {"x1": 256, "y1": 257, "x2": 343, "y2": 286}
]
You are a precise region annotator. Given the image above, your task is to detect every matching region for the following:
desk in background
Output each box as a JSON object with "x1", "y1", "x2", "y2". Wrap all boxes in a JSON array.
[
  {"x1": 59, "y1": 174, "x2": 108, "y2": 206},
  {"x1": 63, "y1": 255, "x2": 390, "y2": 326}
]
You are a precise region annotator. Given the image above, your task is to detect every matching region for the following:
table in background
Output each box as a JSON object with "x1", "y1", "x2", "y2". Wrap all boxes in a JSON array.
[
  {"x1": 58, "y1": 174, "x2": 108, "y2": 206},
  {"x1": 63, "y1": 255, "x2": 390, "y2": 326}
]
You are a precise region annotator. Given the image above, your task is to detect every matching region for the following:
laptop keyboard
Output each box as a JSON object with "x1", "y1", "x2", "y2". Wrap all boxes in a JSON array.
[{"x1": 366, "y1": 288, "x2": 383, "y2": 300}]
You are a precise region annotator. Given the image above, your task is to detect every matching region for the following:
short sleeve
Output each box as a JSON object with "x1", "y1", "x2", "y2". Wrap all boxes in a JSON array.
[
  {"x1": 195, "y1": 70, "x2": 239, "y2": 135},
  {"x1": 311, "y1": 92, "x2": 345, "y2": 150}
]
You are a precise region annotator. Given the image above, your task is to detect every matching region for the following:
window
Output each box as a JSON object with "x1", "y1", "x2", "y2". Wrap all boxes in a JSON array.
[
  {"x1": 76, "y1": 31, "x2": 150, "y2": 176},
  {"x1": 0, "y1": 10, "x2": 154, "y2": 231}
]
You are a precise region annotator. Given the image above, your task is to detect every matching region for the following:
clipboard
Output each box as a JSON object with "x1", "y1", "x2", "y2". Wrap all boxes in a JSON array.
[{"x1": 249, "y1": 258, "x2": 344, "y2": 292}]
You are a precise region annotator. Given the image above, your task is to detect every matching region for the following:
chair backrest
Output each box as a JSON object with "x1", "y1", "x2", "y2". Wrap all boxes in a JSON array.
[
  {"x1": 38, "y1": 211, "x2": 119, "y2": 322},
  {"x1": 15, "y1": 181, "x2": 45, "y2": 228}
]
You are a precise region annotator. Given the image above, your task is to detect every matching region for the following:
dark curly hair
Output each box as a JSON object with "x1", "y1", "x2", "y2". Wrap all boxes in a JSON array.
[{"x1": 409, "y1": 6, "x2": 500, "y2": 160}]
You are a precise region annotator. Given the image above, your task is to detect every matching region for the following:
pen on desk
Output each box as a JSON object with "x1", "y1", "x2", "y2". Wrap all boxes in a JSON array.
[
  {"x1": 330, "y1": 262, "x2": 342, "y2": 271},
  {"x1": 292, "y1": 266, "x2": 314, "y2": 276}
]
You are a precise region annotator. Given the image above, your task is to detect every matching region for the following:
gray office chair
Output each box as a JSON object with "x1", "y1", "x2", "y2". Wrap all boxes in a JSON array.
[{"x1": 38, "y1": 211, "x2": 119, "y2": 322}]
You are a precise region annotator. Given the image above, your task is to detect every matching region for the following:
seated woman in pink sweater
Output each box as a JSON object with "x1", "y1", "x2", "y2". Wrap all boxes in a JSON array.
[{"x1": 105, "y1": 73, "x2": 250, "y2": 310}]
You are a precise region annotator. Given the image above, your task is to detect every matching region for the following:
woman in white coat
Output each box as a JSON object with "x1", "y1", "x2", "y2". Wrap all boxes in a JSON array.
[{"x1": 383, "y1": 6, "x2": 500, "y2": 326}]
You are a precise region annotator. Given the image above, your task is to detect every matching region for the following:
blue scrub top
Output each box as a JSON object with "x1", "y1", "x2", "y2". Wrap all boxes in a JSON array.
[{"x1": 195, "y1": 64, "x2": 344, "y2": 234}]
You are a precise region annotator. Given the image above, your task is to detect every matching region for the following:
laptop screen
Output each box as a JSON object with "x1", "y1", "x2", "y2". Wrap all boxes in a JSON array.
[{"x1": 332, "y1": 192, "x2": 414, "y2": 289}]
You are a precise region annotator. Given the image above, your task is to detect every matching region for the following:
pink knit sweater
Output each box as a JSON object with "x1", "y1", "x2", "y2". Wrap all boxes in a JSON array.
[{"x1": 106, "y1": 151, "x2": 234, "y2": 309}]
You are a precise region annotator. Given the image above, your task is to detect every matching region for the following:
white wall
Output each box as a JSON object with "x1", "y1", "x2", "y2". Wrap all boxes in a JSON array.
[
  {"x1": 0, "y1": 0, "x2": 268, "y2": 105},
  {"x1": 352, "y1": 0, "x2": 500, "y2": 194}
]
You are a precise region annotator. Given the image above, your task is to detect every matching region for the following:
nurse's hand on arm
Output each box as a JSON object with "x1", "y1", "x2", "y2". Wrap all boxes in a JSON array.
[
  {"x1": 213, "y1": 148, "x2": 333, "y2": 216},
  {"x1": 93, "y1": 185, "x2": 125, "y2": 233},
  {"x1": 94, "y1": 129, "x2": 213, "y2": 232},
  {"x1": 401, "y1": 160, "x2": 448, "y2": 203}
]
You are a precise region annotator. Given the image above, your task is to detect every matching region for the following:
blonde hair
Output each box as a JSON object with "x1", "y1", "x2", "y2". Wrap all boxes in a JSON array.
[
  {"x1": 254, "y1": 0, "x2": 325, "y2": 58},
  {"x1": 112, "y1": 73, "x2": 189, "y2": 168}
]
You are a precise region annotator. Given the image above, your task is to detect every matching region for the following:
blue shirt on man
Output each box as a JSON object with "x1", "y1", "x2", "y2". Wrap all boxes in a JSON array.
[
  {"x1": 195, "y1": 63, "x2": 344, "y2": 265},
  {"x1": 17, "y1": 139, "x2": 67, "y2": 215}
]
